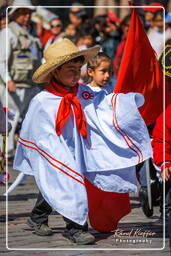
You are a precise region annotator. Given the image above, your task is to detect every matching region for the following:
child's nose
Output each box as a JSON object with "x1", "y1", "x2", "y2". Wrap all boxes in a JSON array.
[{"x1": 105, "y1": 72, "x2": 110, "y2": 78}]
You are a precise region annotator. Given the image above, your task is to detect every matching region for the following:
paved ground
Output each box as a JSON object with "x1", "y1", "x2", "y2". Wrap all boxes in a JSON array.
[{"x1": 0, "y1": 168, "x2": 170, "y2": 256}]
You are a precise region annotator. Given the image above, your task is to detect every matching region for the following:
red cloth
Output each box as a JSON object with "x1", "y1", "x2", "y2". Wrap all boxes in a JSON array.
[
  {"x1": 85, "y1": 178, "x2": 131, "y2": 232},
  {"x1": 114, "y1": 7, "x2": 170, "y2": 126},
  {"x1": 38, "y1": 29, "x2": 53, "y2": 48},
  {"x1": 152, "y1": 104, "x2": 171, "y2": 168},
  {"x1": 45, "y1": 79, "x2": 87, "y2": 138}
]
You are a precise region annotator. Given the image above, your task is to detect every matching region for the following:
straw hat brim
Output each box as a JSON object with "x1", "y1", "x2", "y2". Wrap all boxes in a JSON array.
[{"x1": 32, "y1": 46, "x2": 100, "y2": 83}]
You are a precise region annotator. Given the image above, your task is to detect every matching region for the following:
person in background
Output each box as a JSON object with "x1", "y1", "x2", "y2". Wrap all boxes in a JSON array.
[
  {"x1": 68, "y1": 7, "x2": 89, "y2": 31},
  {"x1": 0, "y1": 5, "x2": 8, "y2": 30},
  {"x1": 113, "y1": 14, "x2": 131, "y2": 78},
  {"x1": 152, "y1": 104, "x2": 171, "y2": 247},
  {"x1": 100, "y1": 11, "x2": 121, "y2": 61},
  {"x1": 142, "y1": 2, "x2": 163, "y2": 31},
  {"x1": 44, "y1": 17, "x2": 63, "y2": 50},
  {"x1": 91, "y1": 14, "x2": 107, "y2": 45},
  {"x1": 63, "y1": 23, "x2": 77, "y2": 42},
  {"x1": 0, "y1": 1, "x2": 42, "y2": 161},
  {"x1": 147, "y1": 10, "x2": 164, "y2": 58},
  {"x1": 75, "y1": 24, "x2": 96, "y2": 84},
  {"x1": 165, "y1": 12, "x2": 171, "y2": 43}
]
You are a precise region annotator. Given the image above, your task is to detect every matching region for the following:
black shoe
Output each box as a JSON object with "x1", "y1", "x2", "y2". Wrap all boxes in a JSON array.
[
  {"x1": 139, "y1": 187, "x2": 153, "y2": 217},
  {"x1": 26, "y1": 217, "x2": 53, "y2": 236},
  {"x1": 63, "y1": 229, "x2": 95, "y2": 245}
]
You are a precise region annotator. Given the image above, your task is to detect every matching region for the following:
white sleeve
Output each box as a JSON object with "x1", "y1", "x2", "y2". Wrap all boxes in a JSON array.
[
  {"x1": 132, "y1": 92, "x2": 145, "y2": 108},
  {"x1": 0, "y1": 28, "x2": 17, "y2": 83}
]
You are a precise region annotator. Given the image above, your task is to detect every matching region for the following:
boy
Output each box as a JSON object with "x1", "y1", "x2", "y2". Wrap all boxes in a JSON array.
[
  {"x1": 14, "y1": 39, "x2": 99, "y2": 245},
  {"x1": 13, "y1": 39, "x2": 152, "y2": 245}
]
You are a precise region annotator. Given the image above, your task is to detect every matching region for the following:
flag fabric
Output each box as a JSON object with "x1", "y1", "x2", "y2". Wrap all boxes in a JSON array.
[
  {"x1": 85, "y1": 178, "x2": 131, "y2": 232},
  {"x1": 114, "y1": 6, "x2": 168, "y2": 126}
]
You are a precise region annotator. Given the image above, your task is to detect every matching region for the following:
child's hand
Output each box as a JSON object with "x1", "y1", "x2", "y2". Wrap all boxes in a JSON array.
[{"x1": 161, "y1": 166, "x2": 171, "y2": 182}]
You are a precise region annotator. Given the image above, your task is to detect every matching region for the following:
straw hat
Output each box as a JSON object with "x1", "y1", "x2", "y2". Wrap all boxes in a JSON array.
[{"x1": 32, "y1": 38, "x2": 100, "y2": 83}]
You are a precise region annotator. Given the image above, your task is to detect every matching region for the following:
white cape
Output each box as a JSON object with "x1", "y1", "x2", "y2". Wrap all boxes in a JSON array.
[{"x1": 13, "y1": 85, "x2": 152, "y2": 224}]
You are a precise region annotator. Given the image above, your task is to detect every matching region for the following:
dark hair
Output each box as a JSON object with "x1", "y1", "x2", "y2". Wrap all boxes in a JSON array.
[
  {"x1": 50, "y1": 17, "x2": 62, "y2": 25},
  {"x1": 152, "y1": 10, "x2": 163, "y2": 21},
  {"x1": 87, "y1": 52, "x2": 112, "y2": 70},
  {"x1": 0, "y1": 5, "x2": 7, "y2": 19},
  {"x1": 75, "y1": 23, "x2": 95, "y2": 44},
  {"x1": 70, "y1": 9, "x2": 87, "y2": 17},
  {"x1": 58, "y1": 55, "x2": 85, "y2": 69},
  {"x1": 71, "y1": 55, "x2": 85, "y2": 63}
]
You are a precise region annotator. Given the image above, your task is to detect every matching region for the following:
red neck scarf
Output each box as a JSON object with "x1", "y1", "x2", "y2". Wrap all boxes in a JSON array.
[{"x1": 45, "y1": 79, "x2": 87, "y2": 138}]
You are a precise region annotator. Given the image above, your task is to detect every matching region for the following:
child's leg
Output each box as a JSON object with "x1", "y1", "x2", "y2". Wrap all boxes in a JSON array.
[
  {"x1": 62, "y1": 217, "x2": 95, "y2": 245},
  {"x1": 27, "y1": 192, "x2": 53, "y2": 236},
  {"x1": 63, "y1": 216, "x2": 88, "y2": 231},
  {"x1": 30, "y1": 192, "x2": 52, "y2": 224}
]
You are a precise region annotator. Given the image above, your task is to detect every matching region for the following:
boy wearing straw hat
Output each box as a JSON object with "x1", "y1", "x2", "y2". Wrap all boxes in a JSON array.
[
  {"x1": 13, "y1": 38, "x2": 152, "y2": 245},
  {"x1": 14, "y1": 38, "x2": 99, "y2": 245}
]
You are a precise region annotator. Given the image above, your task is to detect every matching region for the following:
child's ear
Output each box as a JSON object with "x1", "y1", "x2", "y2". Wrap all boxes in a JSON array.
[
  {"x1": 87, "y1": 68, "x2": 94, "y2": 77},
  {"x1": 52, "y1": 69, "x2": 58, "y2": 80}
]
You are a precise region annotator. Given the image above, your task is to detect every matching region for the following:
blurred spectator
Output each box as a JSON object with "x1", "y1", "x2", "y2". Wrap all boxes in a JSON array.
[
  {"x1": 63, "y1": 23, "x2": 77, "y2": 42},
  {"x1": 31, "y1": 8, "x2": 60, "y2": 48},
  {"x1": 165, "y1": 12, "x2": 171, "y2": 43},
  {"x1": 35, "y1": 18, "x2": 52, "y2": 48},
  {"x1": 113, "y1": 14, "x2": 131, "y2": 78},
  {"x1": 68, "y1": 6, "x2": 89, "y2": 31},
  {"x1": 142, "y1": 2, "x2": 164, "y2": 31},
  {"x1": 0, "y1": 5, "x2": 8, "y2": 30},
  {"x1": 0, "y1": 0, "x2": 42, "y2": 159},
  {"x1": 69, "y1": 2, "x2": 84, "y2": 13},
  {"x1": 75, "y1": 24, "x2": 95, "y2": 48},
  {"x1": 91, "y1": 14, "x2": 107, "y2": 44},
  {"x1": 75, "y1": 24, "x2": 96, "y2": 84},
  {"x1": 100, "y1": 11, "x2": 121, "y2": 60},
  {"x1": 147, "y1": 10, "x2": 164, "y2": 58},
  {"x1": 44, "y1": 17, "x2": 63, "y2": 50}
]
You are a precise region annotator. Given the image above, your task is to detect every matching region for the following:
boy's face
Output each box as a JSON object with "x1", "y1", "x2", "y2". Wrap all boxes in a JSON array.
[
  {"x1": 88, "y1": 61, "x2": 112, "y2": 87},
  {"x1": 53, "y1": 60, "x2": 83, "y2": 87}
]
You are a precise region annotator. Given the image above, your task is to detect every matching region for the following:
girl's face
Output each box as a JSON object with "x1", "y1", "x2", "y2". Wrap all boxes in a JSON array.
[
  {"x1": 88, "y1": 61, "x2": 112, "y2": 87},
  {"x1": 52, "y1": 60, "x2": 83, "y2": 87}
]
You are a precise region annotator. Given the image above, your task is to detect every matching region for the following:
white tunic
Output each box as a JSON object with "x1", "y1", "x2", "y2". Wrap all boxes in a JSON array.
[{"x1": 13, "y1": 84, "x2": 152, "y2": 225}]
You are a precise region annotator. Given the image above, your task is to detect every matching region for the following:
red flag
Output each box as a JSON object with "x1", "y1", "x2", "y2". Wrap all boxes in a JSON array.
[
  {"x1": 85, "y1": 178, "x2": 131, "y2": 232},
  {"x1": 114, "y1": 7, "x2": 167, "y2": 126}
]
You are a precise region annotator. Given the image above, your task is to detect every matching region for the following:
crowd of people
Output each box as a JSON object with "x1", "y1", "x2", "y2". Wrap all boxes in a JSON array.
[{"x1": 0, "y1": 0, "x2": 171, "y2": 247}]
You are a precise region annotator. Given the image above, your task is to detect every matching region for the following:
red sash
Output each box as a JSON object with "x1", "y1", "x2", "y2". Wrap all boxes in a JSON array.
[{"x1": 45, "y1": 79, "x2": 87, "y2": 138}]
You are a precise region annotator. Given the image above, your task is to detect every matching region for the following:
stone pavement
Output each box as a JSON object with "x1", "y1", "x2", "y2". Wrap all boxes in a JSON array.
[{"x1": 0, "y1": 168, "x2": 170, "y2": 256}]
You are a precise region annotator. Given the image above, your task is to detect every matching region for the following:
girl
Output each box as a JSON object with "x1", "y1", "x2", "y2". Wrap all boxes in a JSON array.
[{"x1": 87, "y1": 52, "x2": 113, "y2": 93}]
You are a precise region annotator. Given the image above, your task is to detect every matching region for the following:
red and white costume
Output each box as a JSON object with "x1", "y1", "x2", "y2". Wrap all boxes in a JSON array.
[{"x1": 13, "y1": 81, "x2": 152, "y2": 228}]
